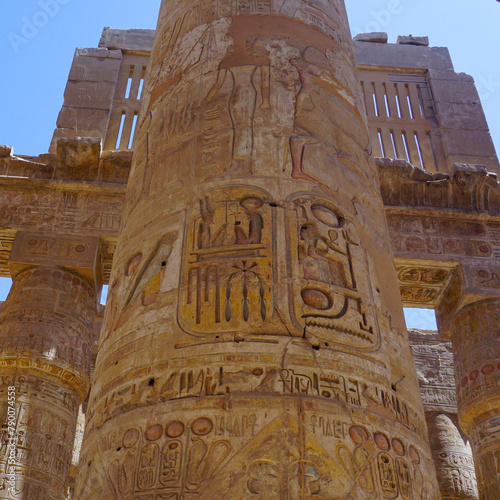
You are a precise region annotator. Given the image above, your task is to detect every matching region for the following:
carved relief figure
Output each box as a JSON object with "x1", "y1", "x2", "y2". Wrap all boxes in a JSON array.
[
  {"x1": 203, "y1": 63, "x2": 265, "y2": 172},
  {"x1": 234, "y1": 197, "x2": 264, "y2": 245},
  {"x1": 197, "y1": 195, "x2": 264, "y2": 249},
  {"x1": 197, "y1": 196, "x2": 225, "y2": 249},
  {"x1": 289, "y1": 46, "x2": 367, "y2": 184}
]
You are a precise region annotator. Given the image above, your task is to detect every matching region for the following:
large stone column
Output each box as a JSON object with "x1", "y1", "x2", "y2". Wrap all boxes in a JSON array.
[
  {"x1": 0, "y1": 232, "x2": 98, "y2": 499},
  {"x1": 450, "y1": 300, "x2": 500, "y2": 500},
  {"x1": 409, "y1": 329, "x2": 478, "y2": 499},
  {"x1": 426, "y1": 413, "x2": 478, "y2": 499},
  {"x1": 76, "y1": 1, "x2": 439, "y2": 498}
]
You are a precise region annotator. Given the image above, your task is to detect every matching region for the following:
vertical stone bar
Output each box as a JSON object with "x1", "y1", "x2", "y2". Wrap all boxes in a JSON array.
[
  {"x1": 76, "y1": 1, "x2": 439, "y2": 498},
  {"x1": 450, "y1": 300, "x2": 500, "y2": 500},
  {"x1": 0, "y1": 232, "x2": 98, "y2": 499}
]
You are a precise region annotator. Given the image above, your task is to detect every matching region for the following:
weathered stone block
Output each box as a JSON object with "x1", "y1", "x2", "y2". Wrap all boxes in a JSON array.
[
  {"x1": 57, "y1": 106, "x2": 111, "y2": 132},
  {"x1": 37, "y1": 153, "x2": 56, "y2": 165},
  {"x1": 98, "y1": 27, "x2": 155, "y2": 52},
  {"x1": 63, "y1": 80, "x2": 116, "y2": 110},
  {"x1": 450, "y1": 163, "x2": 488, "y2": 177},
  {"x1": 442, "y1": 129, "x2": 498, "y2": 158},
  {"x1": 435, "y1": 101, "x2": 489, "y2": 131},
  {"x1": 431, "y1": 77, "x2": 480, "y2": 104},
  {"x1": 9, "y1": 231, "x2": 100, "y2": 285},
  {"x1": 98, "y1": 150, "x2": 133, "y2": 184},
  {"x1": 55, "y1": 137, "x2": 101, "y2": 181},
  {"x1": 429, "y1": 69, "x2": 474, "y2": 83},
  {"x1": 353, "y1": 32, "x2": 388, "y2": 43},
  {"x1": 0, "y1": 145, "x2": 13, "y2": 158},
  {"x1": 447, "y1": 153, "x2": 500, "y2": 175},
  {"x1": 50, "y1": 127, "x2": 105, "y2": 154},
  {"x1": 69, "y1": 51, "x2": 121, "y2": 83},
  {"x1": 355, "y1": 41, "x2": 453, "y2": 71},
  {"x1": 5, "y1": 157, "x2": 54, "y2": 179},
  {"x1": 75, "y1": 47, "x2": 122, "y2": 59},
  {"x1": 397, "y1": 35, "x2": 429, "y2": 46}
]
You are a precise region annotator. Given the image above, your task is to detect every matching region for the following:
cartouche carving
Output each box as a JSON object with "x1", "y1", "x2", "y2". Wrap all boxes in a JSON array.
[
  {"x1": 179, "y1": 187, "x2": 273, "y2": 337},
  {"x1": 287, "y1": 194, "x2": 379, "y2": 350}
]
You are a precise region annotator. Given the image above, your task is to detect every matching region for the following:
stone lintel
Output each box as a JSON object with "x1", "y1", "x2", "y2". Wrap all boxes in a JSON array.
[
  {"x1": 56, "y1": 137, "x2": 102, "y2": 181},
  {"x1": 50, "y1": 128, "x2": 105, "y2": 155},
  {"x1": 69, "y1": 49, "x2": 122, "y2": 82},
  {"x1": 9, "y1": 231, "x2": 101, "y2": 295},
  {"x1": 0, "y1": 153, "x2": 54, "y2": 179},
  {"x1": 0, "y1": 173, "x2": 125, "y2": 282},
  {"x1": 396, "y1": 259, "x2": 457, "y2": 309},
  {"x1": 74, "y1": 46, "x2": 123, "y2": 59},
  {"x1": 99, "y1": 149, "x2": 133, "y2": 184}
]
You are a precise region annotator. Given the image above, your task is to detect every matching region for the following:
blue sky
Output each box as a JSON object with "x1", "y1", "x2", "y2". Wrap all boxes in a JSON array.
[{"x1": 0, "y1": 0, "x2": 498, "y2": 329}]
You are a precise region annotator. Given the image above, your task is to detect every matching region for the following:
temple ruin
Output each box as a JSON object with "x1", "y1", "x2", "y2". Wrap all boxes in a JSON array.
[{"x1": 0, "y1": 1, "x2": 499, "y2": 499}]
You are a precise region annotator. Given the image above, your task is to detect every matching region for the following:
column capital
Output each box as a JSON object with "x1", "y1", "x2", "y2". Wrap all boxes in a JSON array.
[
  {"x1": 437, "y1": 263, "x2": 500, "y2": 339},
  {"x1": 9, "y1": 231, "x2": 102, "y2": 301}
]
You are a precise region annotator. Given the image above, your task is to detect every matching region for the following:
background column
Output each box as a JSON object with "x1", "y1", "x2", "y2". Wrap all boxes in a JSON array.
[
  {"x1": 0, "y1": 232, "x2": 99, "y2": 499},
  {"x1": 449, "y1": 300, "x2": 500, "y2": 500},
  {"x1": 409, "y1": 329, "x2": 478, "y2": 499}
]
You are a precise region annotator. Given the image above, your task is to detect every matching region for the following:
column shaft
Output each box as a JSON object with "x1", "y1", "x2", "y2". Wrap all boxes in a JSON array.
[
  {"x1": 451, "y1": 300, "x2": 500, "y2": 499},
  {"x1": 426, "y1": 413, "x2": 478, "y2": 499},
  {"x1": 77, "y1": 1, "x2": 440, "y2": 498},
  {"x1": 0, "y1": 258, "x2": 96, "y2": 499}
]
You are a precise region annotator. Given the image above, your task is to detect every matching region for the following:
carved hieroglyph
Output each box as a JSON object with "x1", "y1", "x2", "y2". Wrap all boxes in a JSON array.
[{"x1": 75, "y1": 1, "x2": 440, "y2": 498}]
